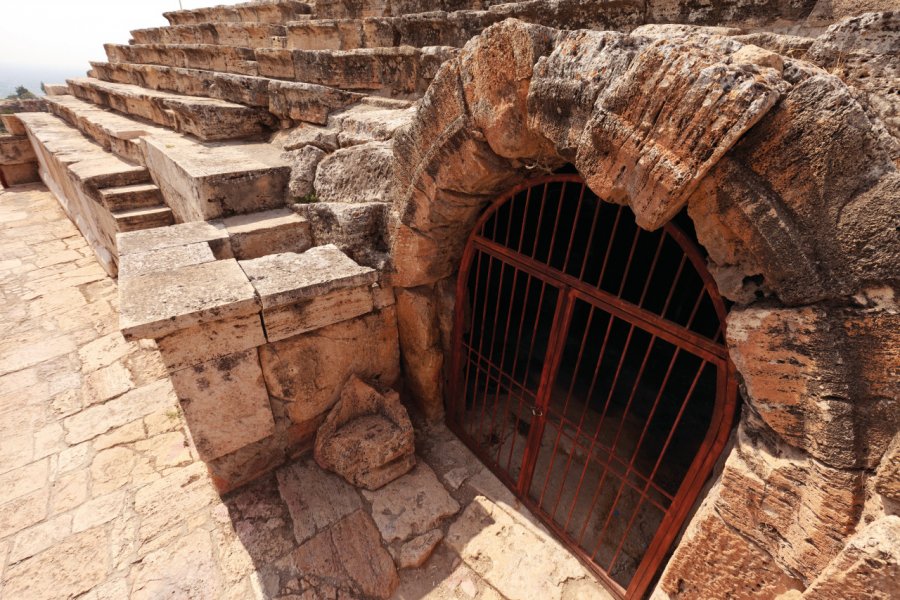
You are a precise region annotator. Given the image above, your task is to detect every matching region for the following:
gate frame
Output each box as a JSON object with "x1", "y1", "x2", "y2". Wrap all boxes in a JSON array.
[{"x1": 448, "y1": 174, "x2": 739, "y2": 599}]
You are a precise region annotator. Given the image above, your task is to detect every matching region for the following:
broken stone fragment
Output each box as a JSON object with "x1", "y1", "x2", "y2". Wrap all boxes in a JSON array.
[
  {"x1": 396, "y1": 529, "x2": 443, "y2": 569},
  {"x1": 314, "y1": 375, "x2": 415, "y2": 490}
]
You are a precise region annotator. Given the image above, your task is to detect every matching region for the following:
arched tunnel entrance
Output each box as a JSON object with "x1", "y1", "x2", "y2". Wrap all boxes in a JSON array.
[{"x1": 448, "y1": 174, "x2": 738, "y2": 598}]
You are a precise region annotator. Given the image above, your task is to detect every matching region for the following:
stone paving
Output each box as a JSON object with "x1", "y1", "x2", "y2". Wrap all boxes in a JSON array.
[{"x1": 0, "y1": 183, "x2": 612, "y2": 600}]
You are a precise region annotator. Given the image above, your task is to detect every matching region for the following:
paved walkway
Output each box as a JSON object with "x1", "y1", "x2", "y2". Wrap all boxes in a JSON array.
[{"x1": 0, "y1": 184, "x2": 612, "y2": 600}]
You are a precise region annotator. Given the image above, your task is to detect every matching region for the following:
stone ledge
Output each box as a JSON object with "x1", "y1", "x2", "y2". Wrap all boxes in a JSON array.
[
  {"x1": 117, "y1": 220, "x2": 232, "y2": 257},
  {"x1": 119, "y1": 258, "x2": 260, "y2": 340},
  {"x1": 240, "y1": 244, "x2": 376, "y2": 310}
]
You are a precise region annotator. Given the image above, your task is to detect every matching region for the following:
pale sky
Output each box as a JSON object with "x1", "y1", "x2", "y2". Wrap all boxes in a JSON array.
[{"x1": 0, "y1": 0, "x2": 243, "y2": 76}]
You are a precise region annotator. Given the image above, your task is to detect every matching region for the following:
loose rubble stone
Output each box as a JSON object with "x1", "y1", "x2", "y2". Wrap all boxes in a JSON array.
[
  {"x1": 397, "y1": 529, "x2": 444, "y2": 569},
  {"x1": 315, "y1": 375, "x2": 415, "y2": 490}
]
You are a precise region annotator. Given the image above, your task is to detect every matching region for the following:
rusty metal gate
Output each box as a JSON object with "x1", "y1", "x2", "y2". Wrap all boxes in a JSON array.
[{"x1": 448, "y1": 174, "x2": 737, "y2": 599}]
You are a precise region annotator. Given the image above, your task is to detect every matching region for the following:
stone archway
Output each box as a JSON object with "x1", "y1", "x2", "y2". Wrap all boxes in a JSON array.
[{"x1": 388, "y1": 19, "x2": 899, "y2": 598}]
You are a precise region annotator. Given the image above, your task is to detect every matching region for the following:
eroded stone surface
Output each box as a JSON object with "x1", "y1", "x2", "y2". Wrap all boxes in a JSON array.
[
  {"x1": 315, "y1": 375, "x2": 415, "y2": 490},
  {"x1": 259, "y1": 306, "x2": 400, "y2": 424},
  {"x1": 362, "y1": 462, "x2": 459, "y2": 542},
  {"x1": 170, "y1": 348, "x2": 275, "y2": 461},
  {"x1": 119, "y1": 258, "x2": 259, "y2": 341}
]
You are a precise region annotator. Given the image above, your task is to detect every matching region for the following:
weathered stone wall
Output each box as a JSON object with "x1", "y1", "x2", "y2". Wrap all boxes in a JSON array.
[
  {"x1": 388, "y1": 16, "x2": 899, "y2": 597},
  {"x1": 117, "y1": 228, "x2": 401, "y2": 493}
]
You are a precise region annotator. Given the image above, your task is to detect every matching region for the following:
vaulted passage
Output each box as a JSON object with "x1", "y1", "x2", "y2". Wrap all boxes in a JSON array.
[{"x1": 448, "y1": 174, "x2": 738, "y2": 599}]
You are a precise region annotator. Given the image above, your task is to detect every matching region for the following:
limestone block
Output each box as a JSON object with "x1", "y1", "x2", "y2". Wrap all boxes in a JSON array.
[
  {"x1": 141, "y1": 136, "x2": 290, "y2": 222},
  {"x1": 240, "y1": 245, "x2": 376, "y2": 341},
  {"x1": 315, "y1": 376, "x2": 415, "y2": 490},
  {"x1": 688, "y1": 76, "x2": 899, "y2": 305},
  {"x1": 262, "y1": 286, "x2": 375, "y2": 344},
  {"x1": 119, "y1": 258, "x2": 260, "y2": 341},
  {"x1": 395, "y1": 285, "x2": 444, "y2": 421},
  {"x1": 528, "y1": 29, "x2": 644, "y2": 160},
  {"x1": 1, "y1": 114, "x2": 27, "y2": 135},
  {"x1": 0, "y1": 135, "x2": 36, "y2": 164},
  {"x1": 314, "y1": 140, "x2": 394, "y2": 203},
  {"x1": 256, "y1": 48, "x2": 296, "y2": 79},
  {"x1": 276, "y1": 459, "x2": 362, "y2": 545},
  {"x1": 156, "y1": 313, "x2": 266, "y2": 372},
  {"x1": 330, "y1": 102, "x2": 417, "y2": 147},
  {"x1": 0, "y1": 162, "x2": 40, "y2": 186},
  {"x1": 459, "y1": 19, "x2": 559, "y2": 160},
  {"x1": 396, "y1": 529, "x2": 443, "y2": 569},
  {"x1": 800, "y1": 516, "x2": 900, "y2": 599},
  {"x1": 259, "y1": 306, "x2": 400, "y2": 424},
  {"x1": 446, "y1": 495, "x2": 610, "y2": 600},
  {"x1": 117, "y1": 220, "x2": 231, "y2": 258},
  {"x1": 294, "y1": 201, "x2": 389, "y2": 267},
  {"x1": 170, "y1": 348, "x2": 275, "y2": 461},
  {"x1": 804, "y1": 11, "x2": 900, "y2": 140},
  {"x1": 275, "y1": 123, "x2": 339, "y2": 153},
  {"x1": 575, "y1": 36, "x2": 785, "y2": 230},
  {"x1": 42, "y1": 83, "x2": 69, "y2": 96},
  {"x1": 284, "y1": 144, "x2": 326, "y2": 199},
  {"x1": 117, "y1": 242, "x2": 216, "y2": 278},
  {"x1": 726, "y1": 293, "x2": 900, "y2": 469},
  {"x1": 268, "y1": 80, "x2": 363, "y2": 125},
  {"x1": 223, "y1": 208, "x2": 313, "y2": 260}
]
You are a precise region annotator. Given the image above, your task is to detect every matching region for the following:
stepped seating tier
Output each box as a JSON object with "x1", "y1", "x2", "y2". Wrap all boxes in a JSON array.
[
  {"x1": 67, "y1": 77, "x2": 274, "y2": 141},
  {"x1": 88, "y1": 62, "x2": 365, "y2": 125},
  {"x1": 104, "y1": 43, "x2": 457, "y2": 98},
  {"x1": 163, "y1": 0, "x2": 311, "y2": 26},
  {"x1": 45, "y1": 94, "x2": 291, "y2": 223},
  {"x1": 16, "y1": 112, "x2": 173, "y2": 276},
  {"x1": 133, "y1": 11, "x2": 499, "y2": 50},
  {"x1": 132, "y1": 1, "x2": 644, "y2": 51}
]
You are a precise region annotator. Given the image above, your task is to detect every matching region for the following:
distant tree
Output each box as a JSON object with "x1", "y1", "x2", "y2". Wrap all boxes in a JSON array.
[
  {"x1": 40, "y1": 82, "x2": 46, "y2": 94},
  {"x1": 6, "y1": 86, "x2": 37, "y2": 100}
]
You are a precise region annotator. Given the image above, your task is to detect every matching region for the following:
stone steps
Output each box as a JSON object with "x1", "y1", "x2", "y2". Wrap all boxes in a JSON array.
[
  {"x1": 133, "y1": 11, "x2": 500, "y2": 50},
  {"x1": 104, "y1": 43, "x2": 457, "y2": 98},
  {"x1": 15, "y1": 111, "x2": 164, "y2": 276},
  {"x1": 88, "y1": 62, "x2": 364, "y2": 125},
  {"x1": 113, "y1": 205, "x2": 176, "y2": 232},
  {"x1": 66, "y1": 77, "x2": 275, "y2": 141},
  {"x1": 44, "y1": 94, "x2": 291, "y2": 223},
  {"x1": 99, "y1": 182, "x2": 166, "y2": 211},
  {"x1": 163, "y1": 0, "x2": 312, "y2": 26}
]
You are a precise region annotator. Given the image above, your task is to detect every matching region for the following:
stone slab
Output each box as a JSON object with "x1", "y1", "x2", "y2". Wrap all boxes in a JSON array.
[
  {"x1": 117, "y1": 220, "x2": 231, "y2": 257},
  {"x1": 169, "y1": 348, "x2": 275, "y2": 461},
  {"x1": 275, "y1": 459, "x2": 362, "y2": 545},
  {"x1": 223, "y1": 208, "x2": 312, "y2": 260},
  {"x1": 119, "y1": 258, "x2": 260, "y2": 340},
  {"x1": 117, "y1": 241, "x2": 216, "y2": 278},
  {"x1": 240, "y1": 244, "x2": 376, "y2": 310},
  {"x1": 262, "y1": 285, "x2": 375, "y2": 343},
  {"x1": 362, "y1": 462, "x2": 460, "y2": 543}
]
